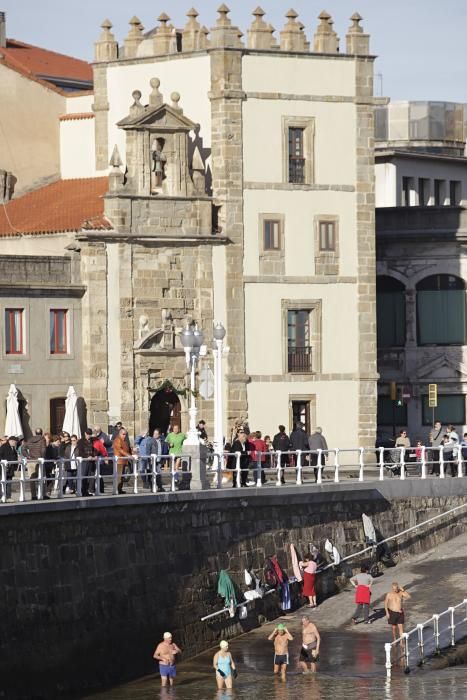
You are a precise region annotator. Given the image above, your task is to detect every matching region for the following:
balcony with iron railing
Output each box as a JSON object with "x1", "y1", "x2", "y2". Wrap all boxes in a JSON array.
[
  {"x1": 288, "y1": 157, "x2": 305, "y2": 184},
  {"x1": 288, "y1": 345, "x2": 312, "y2": 372}
]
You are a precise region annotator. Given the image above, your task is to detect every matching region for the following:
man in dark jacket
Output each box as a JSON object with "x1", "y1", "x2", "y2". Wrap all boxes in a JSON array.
[
  {"x1": 75, "y1": 428, "x2": 97, "y2": 497},
  {"x1": 0, "y1": 436, "x2": 18, "y2": 501},
  {"x1": 273, "y1": 425, "x2": 291, "y2": 483},
  {"x1": 308, "y1": 427, "x2": 328, "y2": 482},
  {"x1": 23, "y1": 428, "x2": 46, "y2": 500}
]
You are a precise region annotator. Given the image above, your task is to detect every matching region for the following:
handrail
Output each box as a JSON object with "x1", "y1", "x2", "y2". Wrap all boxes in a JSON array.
[
  {"x1": 0, "y1": 443, "x2": 465, "y2": 502},
  {"x1": 385, "y1": 597, "x2": 467, "y2": 677},
  {"x1": 200, "y1": 502, "x2": 467, "y2": 624},
  {"x1": 319, "y1": 500, "x2": 467, "y2": 573}
]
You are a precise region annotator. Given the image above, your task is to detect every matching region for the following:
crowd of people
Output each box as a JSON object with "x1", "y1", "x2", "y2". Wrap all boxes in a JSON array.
[
  {"x1": 0, "y1": 421, "x2": 199, "y2": 500},
  {"x1": 387, "y1": 421, "x2": 467, "y2": 476},
  {"x1": 225, "y1": 423, "x2": 328, "y2": 487}
]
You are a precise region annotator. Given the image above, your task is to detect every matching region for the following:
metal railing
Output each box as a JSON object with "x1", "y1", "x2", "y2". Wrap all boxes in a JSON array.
[
  {"x1": 288, "y1": 346, "x2": 312, "y2": 372},
  {"x1": 200, "y1": 500, "x2": 467, "y2": 624},
  {"x1": 0, "y1": 454, "x2": 192, "y2": 503},
  {"x1": 385, "y1": 598, "x2": 467, "y2": 677},
  {"x1": 0, "y1": 444, "x2": 465, "y2": 503},
  {"x1": 209, "y1": 444, "x2": 465, "y2": 489}
]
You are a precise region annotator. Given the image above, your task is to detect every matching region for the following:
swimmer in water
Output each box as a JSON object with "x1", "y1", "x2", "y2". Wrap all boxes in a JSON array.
[
  {"x1": 213, "y1": 640, "x2": 236, "y2": 689},
  {"x1": 268, "y1": 623, "x2": 293, "y2": 680}
]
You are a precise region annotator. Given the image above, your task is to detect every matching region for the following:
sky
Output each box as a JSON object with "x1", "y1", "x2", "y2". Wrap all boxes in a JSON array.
[{"x1": 2, "y1": 0, "x2": 467, "y2": 102}]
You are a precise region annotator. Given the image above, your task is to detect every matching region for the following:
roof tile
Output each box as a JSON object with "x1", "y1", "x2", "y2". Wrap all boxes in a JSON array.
[
  {"x1": 0, "y1": 39, "x2": 92, "y2": 87},
  {"x1": 0, "y1": 177, "x2": 110, "y2": 237}
]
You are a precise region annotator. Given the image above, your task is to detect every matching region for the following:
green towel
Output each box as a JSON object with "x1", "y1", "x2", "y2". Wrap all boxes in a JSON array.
[{"x1": 217, "y1": 569, "x2": 237, "y2": 607}]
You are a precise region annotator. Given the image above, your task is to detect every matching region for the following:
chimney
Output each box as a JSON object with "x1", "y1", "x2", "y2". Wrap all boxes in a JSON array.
[{"x1": 0, "y1": 12, "x2": 6, "y2": 49}]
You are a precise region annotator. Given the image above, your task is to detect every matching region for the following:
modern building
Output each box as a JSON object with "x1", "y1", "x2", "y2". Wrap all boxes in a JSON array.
[
  {"x1": 375, "y1": 101, "x2": 467, "y2": 441},
  {"x1": 0, "y1": 7, "x2": 379, "y2": 450}
]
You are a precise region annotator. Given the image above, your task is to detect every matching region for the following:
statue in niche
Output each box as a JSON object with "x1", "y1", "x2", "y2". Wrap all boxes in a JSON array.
[
  {"x1": 138, "y1": 314, "x2": 150, "y2": 340},
  {"x1": 151, "y1": 138, "x2": 167, "y2": 193}
]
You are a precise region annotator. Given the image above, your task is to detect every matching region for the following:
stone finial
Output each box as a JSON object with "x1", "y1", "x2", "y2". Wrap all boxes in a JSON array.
[
  {"x1": 280, "y1": 9, "x2": 308, "y2": 52},
  {"x1": 247, "y1": 6, "x2": 275, "y2": 49},
  {"x1": 124, "y1": 15, "x2": 144, "y2": 59},
  {"x1": 201, "y1": 25, "x2": 210, "y2": 46},
  {"x1": 210, "y1": 4, "x2": 243, "y2": 48},
  {"x1": 129, "y1": 89, "x2": 145, "y2": 117},
  {"x1": 346, "y1": 12, "x2": 370, "y2": 54},
  {"x1": 108, "y1": 145, "x2": 124, "y2": 192},
  {"x1": 153, "y1": 11, "x2": 177, "y2": 55},
  {"x1": 170, "y1": 92, "x2": 183, "y2": 114},
  {"x1": 109, "y1": 144, "x2": 123, "y2": 169},
  {"x1": 182, "y1": 6, "x2": 208, "y2": 51},
  {"x1": 191, "y1": 145, "x2": 206, "y2": 195},
  {"x1": 149, "y1": 77, "x2": 163, "y2": 107},
  {"x1": 94, "y1": 18, "x2": 118, "y2": 62},
  {"x1": 313, "y1": 10, "x2": 339, "y2": 53}
]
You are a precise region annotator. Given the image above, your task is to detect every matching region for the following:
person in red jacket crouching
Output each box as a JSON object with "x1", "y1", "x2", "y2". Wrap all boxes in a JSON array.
[{"x1": 351, "y1": 565, "x2": 373, "y2": 624}]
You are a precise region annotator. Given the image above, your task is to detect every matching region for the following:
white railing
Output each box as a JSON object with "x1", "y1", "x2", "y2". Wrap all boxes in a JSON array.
[
  {"x1": 385, "y1": 598, "x2": 467, "y2": 677},
  {"x1": 0, "y1": 454, "x2": 192, "y2": 503},
  {"x1": 0, "y1": 444, "x2": 465, "y2": 503},
  {"x1": 209, "y1": 444, "x2": 465, "y2": 489}
]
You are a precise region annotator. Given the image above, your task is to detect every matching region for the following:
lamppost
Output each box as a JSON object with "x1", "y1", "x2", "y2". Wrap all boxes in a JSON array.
[
  {"x1": 212, "y1": 322, "x2": 227, "y2": 456},
  {"x1": 180, "y1": 323, "x2": 204, "y2": 446}
]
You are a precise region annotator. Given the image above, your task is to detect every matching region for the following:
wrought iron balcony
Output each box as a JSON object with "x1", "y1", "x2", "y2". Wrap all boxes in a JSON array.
[{"x1": 288, "y1": 346, "x2": 312, "y2": 372}]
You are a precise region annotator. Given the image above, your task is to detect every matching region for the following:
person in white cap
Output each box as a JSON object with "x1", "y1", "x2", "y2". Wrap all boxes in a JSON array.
[
  {"x1": 213, "y1": 640, "x2": 236, "y2": 689},
  {"x1": 153, "y1": 632, "x2": 182, "y2": 686}
]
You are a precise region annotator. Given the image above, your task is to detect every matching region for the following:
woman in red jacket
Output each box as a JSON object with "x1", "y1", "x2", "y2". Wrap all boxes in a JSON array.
[{"x1": 351, "y1": 565, "x2": 373, "y2": 624}]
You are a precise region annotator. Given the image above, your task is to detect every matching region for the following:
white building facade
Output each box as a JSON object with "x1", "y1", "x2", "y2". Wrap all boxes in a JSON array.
[{"x1": 1, "y1": 7, "x2": 379, "y2": 449}]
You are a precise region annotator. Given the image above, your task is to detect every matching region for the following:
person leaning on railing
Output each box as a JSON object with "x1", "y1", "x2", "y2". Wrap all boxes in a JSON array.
[
  {"x1": 112, "y1": 427, "x2": 132, "y2": 495},
  {"x1": 23, "y1": 428, "x2": 46, "y2": 500},
  {"x1": 0, "y1": 436, "x2": 18, "y2": 501},
  {"x1": 75, "y1": 429, "x2": 97, "y2": 497}
]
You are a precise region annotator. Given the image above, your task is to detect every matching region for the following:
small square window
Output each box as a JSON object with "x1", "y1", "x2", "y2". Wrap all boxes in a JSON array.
[
  {"x1": 5, "y1": 308, "x2": 24, "y2": 355},
  {"x1": 50, "y1": 309, "x2": 68, "y2": 355},
  {"x1": 263, "y1": 220, "x2": 280, "y2": 250},
  {"x1": 319, "y1": 221, "x2": 336, "y2": 252}
]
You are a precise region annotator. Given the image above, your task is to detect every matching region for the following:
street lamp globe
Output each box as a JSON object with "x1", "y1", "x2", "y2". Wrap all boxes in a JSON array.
[
  {"x1": 213, "y1": 322, "x2": 226, "y2": 341},
  {"x1": 193, "y1": 325, "x2": 204, "y2": 349},
  {"x1": 180, "y1": 325, "x2": 194, "y2": 350}
]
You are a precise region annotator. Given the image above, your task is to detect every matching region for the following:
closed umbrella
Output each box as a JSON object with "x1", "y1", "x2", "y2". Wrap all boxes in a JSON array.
[
  {"x1": 362, "y1": 513, "x2": 376, "y2": 544},
  {"x1": 4, "y1": 384, "x2": 23, "y2": 438},
  {"x1": 62, "y1": 386, "x2": 81, "y2": 438}
]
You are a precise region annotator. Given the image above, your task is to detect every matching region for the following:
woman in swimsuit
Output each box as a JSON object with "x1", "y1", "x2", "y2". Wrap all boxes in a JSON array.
[{"x1": 213, "y1": 640, "x2": 236, "y2": 689}]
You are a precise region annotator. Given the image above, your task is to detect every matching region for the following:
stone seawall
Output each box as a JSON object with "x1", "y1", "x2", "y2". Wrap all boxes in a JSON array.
[{"x1": 1, "y1": 479, "x2": 466, "y2": 698}]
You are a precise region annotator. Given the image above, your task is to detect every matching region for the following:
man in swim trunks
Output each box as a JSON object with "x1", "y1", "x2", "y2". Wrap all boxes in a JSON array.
[
  {"x1": 385, "y1": 582, "x2": 411, "y2": 643},
  {"x1": 153, "y1": 632, "x2": 182, "y2": 686},
  {"x1": 299, "y1": 616, "x2": 321, "y2": 673},
  {"x1": 268, "y1": 623, "x2": 293, "y2": 680}
]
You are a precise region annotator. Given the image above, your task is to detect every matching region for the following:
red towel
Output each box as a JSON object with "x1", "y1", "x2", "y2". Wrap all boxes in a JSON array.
[{"x1": 355, "y1": 585, "x2": 371, "y2": 604}]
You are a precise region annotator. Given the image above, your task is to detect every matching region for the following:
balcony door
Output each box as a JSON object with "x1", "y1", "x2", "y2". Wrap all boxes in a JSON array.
[{"x1": 287, "y1": 309, "x2": 312, "y2": 372}]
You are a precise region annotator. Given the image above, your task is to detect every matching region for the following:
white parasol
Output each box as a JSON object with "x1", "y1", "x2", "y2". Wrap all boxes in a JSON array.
[
  {"x1": 4, "y1": 384, "x2": 23, "y2": 438},
  {"x1": 362, "y1": 513, "x2": 377, "y2": 543},
  {"x1": 62, "y1": 386, "x2": 81, "y2": 438}
]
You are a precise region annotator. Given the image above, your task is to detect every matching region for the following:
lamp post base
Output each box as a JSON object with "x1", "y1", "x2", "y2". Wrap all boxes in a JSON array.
[{"x1": 184, "y1": 443, "x2": 209, "y2": 490}]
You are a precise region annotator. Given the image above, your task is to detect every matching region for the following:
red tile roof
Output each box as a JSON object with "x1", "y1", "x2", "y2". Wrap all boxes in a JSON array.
[
  {"x1": 0, "y1": 178, "x2": 111, "y2": 237},
  {"x1": 59, "y1": 113, "x2": 95, "y2": 121},
  {"x1": 0, "y1": 39, "x2": 92, "y2": 89}
]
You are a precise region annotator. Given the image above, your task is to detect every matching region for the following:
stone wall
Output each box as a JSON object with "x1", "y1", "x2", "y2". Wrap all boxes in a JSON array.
[
  {"x1": 0, "y1": 255, "x2": 73, "y2": 285},
  {"x1": 0, "y1": 479, "x2": 466, "y2": 698}
]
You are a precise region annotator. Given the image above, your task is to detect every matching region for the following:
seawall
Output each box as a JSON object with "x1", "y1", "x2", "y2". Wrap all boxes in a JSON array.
[{"x1": 1, "y1": 478, "x2": 466, "y2": 698}]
